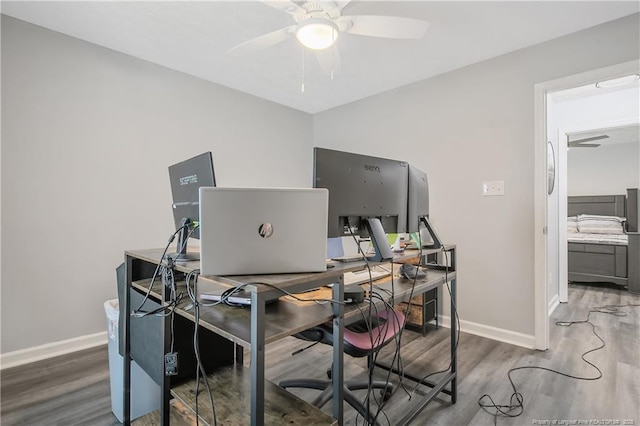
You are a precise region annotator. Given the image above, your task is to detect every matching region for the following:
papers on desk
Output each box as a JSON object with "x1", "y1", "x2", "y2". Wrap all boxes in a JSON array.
[{"x1": 343, "y1": 266, "x2": 391, "y2": 286}]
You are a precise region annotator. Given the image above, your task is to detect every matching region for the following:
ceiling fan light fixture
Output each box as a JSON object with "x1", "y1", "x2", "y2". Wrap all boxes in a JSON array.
[
  {"x1": 595, "y1": 74, "x2": 639, "y2": 89},
  {"x1": 296, "y1": 18, "x2": 339, "y2": 50}
]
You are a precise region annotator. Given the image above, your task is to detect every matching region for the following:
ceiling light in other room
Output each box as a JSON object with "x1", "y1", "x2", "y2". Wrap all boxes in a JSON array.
[
  {"x1": 296, "y1": 18, "x2": 339, "y2": 50},
  {"x1": 595, "y1": 74, "x2": 639, "y2": 89}
]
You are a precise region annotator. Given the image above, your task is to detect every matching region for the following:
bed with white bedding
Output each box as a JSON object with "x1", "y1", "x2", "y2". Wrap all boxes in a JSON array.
[
  {"x1": 568, "y1": 232, "x2": 628, "y2": 245},
  {"x1": 567, "y1": 188, "x2": 638, "y2": 293}
]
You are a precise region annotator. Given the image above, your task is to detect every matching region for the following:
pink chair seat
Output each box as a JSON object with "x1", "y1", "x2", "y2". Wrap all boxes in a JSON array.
[{"x1": 343, "y1": 308, "x2": 406, "y2": 352}]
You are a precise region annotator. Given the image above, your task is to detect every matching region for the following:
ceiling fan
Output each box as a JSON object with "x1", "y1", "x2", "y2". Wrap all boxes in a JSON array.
[
  {"x1": 229, "y1": 1, "x2": 429, "y2": 74},
  {"x1": 567, "y1": 135, "x2": 609, "y2": 148}
]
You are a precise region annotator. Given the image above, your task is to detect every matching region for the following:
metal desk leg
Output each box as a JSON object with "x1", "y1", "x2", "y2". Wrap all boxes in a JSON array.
[
  {"x1": 250, "y1": 292, "x2": 266, "y2": 426},
  {"x1": 161, "y1": 274, "x2": 171, "y2": 425},
  {"x1": 236, "y1": 344, "x2": 244, "y2": 365},
  {"x1": 450, "y1": 276, "x2": 457, "y2": 404},
  {"x1": 421, "y1": 293, "x2": 427, "y2": 336},
  {"x1": 449, "y1": 247, "x2": 457, "y2": 271},
  {"x1": 123, "y1": 257, "x2": 132, "y2": 426},
  {"x1": 332, "y1": 277, "x2": 344, "y2": 424}
]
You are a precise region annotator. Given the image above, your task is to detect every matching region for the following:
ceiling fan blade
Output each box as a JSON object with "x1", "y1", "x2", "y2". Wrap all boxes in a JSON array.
[
  {"x1": 259, "y1": 1, "x2": 305, "y2": 16},
  {"x1": 228, "y1": 25, "x2": 295, "y2": 55},
  {"x1": 569, "y1": 135, "x2": 610, "y2": 144},
  {"x1": 568, "y1": 142, "x2": 601, "y2": 148},
  {"x1": 337, "y1": 15, "x2": 429, "y2": 39},
  {"x1": 315, "y1": 45, "x2": 342, "y2": 78},
  {"x1": 333, "y1": 0, "x2": 352, "y2": 10}
]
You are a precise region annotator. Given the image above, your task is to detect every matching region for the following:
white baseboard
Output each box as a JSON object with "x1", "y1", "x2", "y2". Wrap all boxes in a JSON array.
[
  {"x1": 548, "y1": 294, "x2": 560, "y2": 316},
  {"x1": 438, "y1": 315, "x2": 535, "y2": 349},
  {"x1": 1, "y1": 331, "x2": 108, "y2": 370}
]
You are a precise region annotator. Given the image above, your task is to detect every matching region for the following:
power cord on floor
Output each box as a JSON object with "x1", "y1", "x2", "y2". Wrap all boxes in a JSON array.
[{"x1": 478, "y1": 302, "x2": 640, "y2": 425}]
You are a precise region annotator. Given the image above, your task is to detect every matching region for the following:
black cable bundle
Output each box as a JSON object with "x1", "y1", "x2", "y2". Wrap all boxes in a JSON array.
[
  {"x1": 185, "y1": 270, "x2": 218, "y2": 426},
  {"x1": 131, "y1": 224, "x2": 195, "y2": 317},
  {"x1": 346, "y1": 226, "x2": 418, "y2": 426},
  {"x1": 402, "y1": 247, "x2": 461, "y2": 404}
]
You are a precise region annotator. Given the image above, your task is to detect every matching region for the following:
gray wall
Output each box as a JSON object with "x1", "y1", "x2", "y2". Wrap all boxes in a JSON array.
[
  {"x1": 1, "y1": 16, "x2": 313, "y2": 353},
  {"x1": 314, "y1": 14, "x2": 640, "y2": 336},
  {"x1": 569, "y1": 142, "x2": 639, "y2": 196}
]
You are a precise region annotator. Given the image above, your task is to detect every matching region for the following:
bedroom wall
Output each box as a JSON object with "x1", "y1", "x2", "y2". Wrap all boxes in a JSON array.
[
  {"x1": 1, "y1": 16, "x2": 314, "y2": 353},
  {"x1": 568, "y1": 142, "x2": 639, "y2": 196},
  {"x1": 313, "y1": 14, "x2": 640, "y2": 341}
]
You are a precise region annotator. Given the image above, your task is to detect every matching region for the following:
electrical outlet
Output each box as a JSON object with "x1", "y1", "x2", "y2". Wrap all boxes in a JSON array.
[
  {"x1": 482, "y1": 180, "x2": 505, "y2": 196},
  {"x1": 165, "y1": 352, "x2": 178, "y2": 376}
]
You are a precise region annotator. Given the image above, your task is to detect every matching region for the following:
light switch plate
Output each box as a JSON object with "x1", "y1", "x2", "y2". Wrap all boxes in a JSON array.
[{"x1": 482, "y1": 180, "x2": 505, "y2": 196}]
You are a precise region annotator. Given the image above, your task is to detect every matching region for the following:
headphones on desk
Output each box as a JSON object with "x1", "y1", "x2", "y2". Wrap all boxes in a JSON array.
[{"x1": 398, "y1": 263, "x2": 426, "y2": 280}]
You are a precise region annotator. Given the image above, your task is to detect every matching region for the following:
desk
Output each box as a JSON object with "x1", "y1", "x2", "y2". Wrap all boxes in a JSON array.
[{"x1": 123, "y1": 246, "x2": 457, "y2": 425}]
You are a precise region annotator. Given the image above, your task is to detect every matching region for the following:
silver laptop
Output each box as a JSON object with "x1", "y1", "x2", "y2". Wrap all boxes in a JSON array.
[{"x1": 199, "y1": 187, "x2": 328, "y2": 276}]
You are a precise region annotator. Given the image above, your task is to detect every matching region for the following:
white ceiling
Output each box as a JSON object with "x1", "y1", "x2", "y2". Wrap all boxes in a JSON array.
[{"x1": 2, "y1": 1, "x2": 639, "y2": 113}]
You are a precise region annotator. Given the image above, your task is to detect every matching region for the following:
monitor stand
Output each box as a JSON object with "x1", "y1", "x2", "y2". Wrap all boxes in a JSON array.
[
  {"x1": 420, "y1": 216, "x2": 443, "y2": 249},
  {"x1": 364, "y1": 218, "x2": 394, "y2": 262},
  {"x1": 171, "y1": 218, "x2": 200, "y2": 262}
]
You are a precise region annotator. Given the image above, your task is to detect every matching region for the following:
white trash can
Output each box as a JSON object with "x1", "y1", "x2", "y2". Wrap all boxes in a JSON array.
[{"x1": 104, "y1": 299, "x2": 161, "y2": 422}]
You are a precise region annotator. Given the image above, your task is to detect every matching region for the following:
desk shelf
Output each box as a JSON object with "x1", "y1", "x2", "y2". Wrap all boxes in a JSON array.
[
  {"x1": 170, "y1": 365, "x2": 336, "y2": 425},
  {"x1": 132, "y1": 400, "x2": 195, "y2": 425},
  {"x1": 131, "y1": 278, "x2": 336, "y2": 348},
  {"x1": 132, "y1": 366, "x2": 337, "y2": 426},
  {"x1": 127, "y1": 281, "x2": 335, "y2": 425}
]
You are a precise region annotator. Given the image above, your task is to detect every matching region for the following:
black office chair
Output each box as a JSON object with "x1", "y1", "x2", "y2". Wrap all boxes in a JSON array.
[{"x1": 279, "y1": 308, "x2": 405, "y2": 424}]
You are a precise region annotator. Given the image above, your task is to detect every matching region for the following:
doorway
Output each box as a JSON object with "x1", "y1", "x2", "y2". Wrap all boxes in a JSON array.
[
  {"x1": 533, "y1": 59, "x2": 640, "y2": 350},
  {"x1": 558, "y1": 121, "x2": 640, "y2": 303}
]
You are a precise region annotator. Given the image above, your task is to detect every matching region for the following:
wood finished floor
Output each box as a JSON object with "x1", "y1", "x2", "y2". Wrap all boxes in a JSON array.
[{"x1": 1, "y1": 283, "x2": 638, "y2": 425}]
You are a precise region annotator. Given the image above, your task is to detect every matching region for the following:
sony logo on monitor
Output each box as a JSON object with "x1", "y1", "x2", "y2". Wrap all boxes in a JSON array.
[
  {"x1": 364, "y1": 165, "x2": 381, "y2": 173},
  {"x1": 179, "y1": 174, "x2": 198, "y2": 185}
]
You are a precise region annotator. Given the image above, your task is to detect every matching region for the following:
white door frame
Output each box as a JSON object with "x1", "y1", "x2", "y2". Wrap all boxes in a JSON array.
[{"x1": 533, "y1": 59, "x2": 640, "y2": 350}]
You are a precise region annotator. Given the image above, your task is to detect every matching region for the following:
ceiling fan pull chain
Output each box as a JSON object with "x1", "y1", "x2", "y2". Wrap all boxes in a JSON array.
[
  {"x1": 331, "y1": 32, "x2": 336, "y2": 80},
  {"x1": 301, "y1": 46, "x2": 306, "y2": 93}
]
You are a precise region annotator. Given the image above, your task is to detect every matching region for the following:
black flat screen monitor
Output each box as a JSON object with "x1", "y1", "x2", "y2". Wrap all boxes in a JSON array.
[
  {"x1": 168, "y1": 152, "x2": 216, "y2": 261},
  {"x1": 407, "y1": 165, "x2": 429, "y2": 233},
  {"x1": 313, "y1": 147, "x2": 408, "y2": 260},
  {"x1": 407, "y1": 164, "x2": 442, "y2": 248}
]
